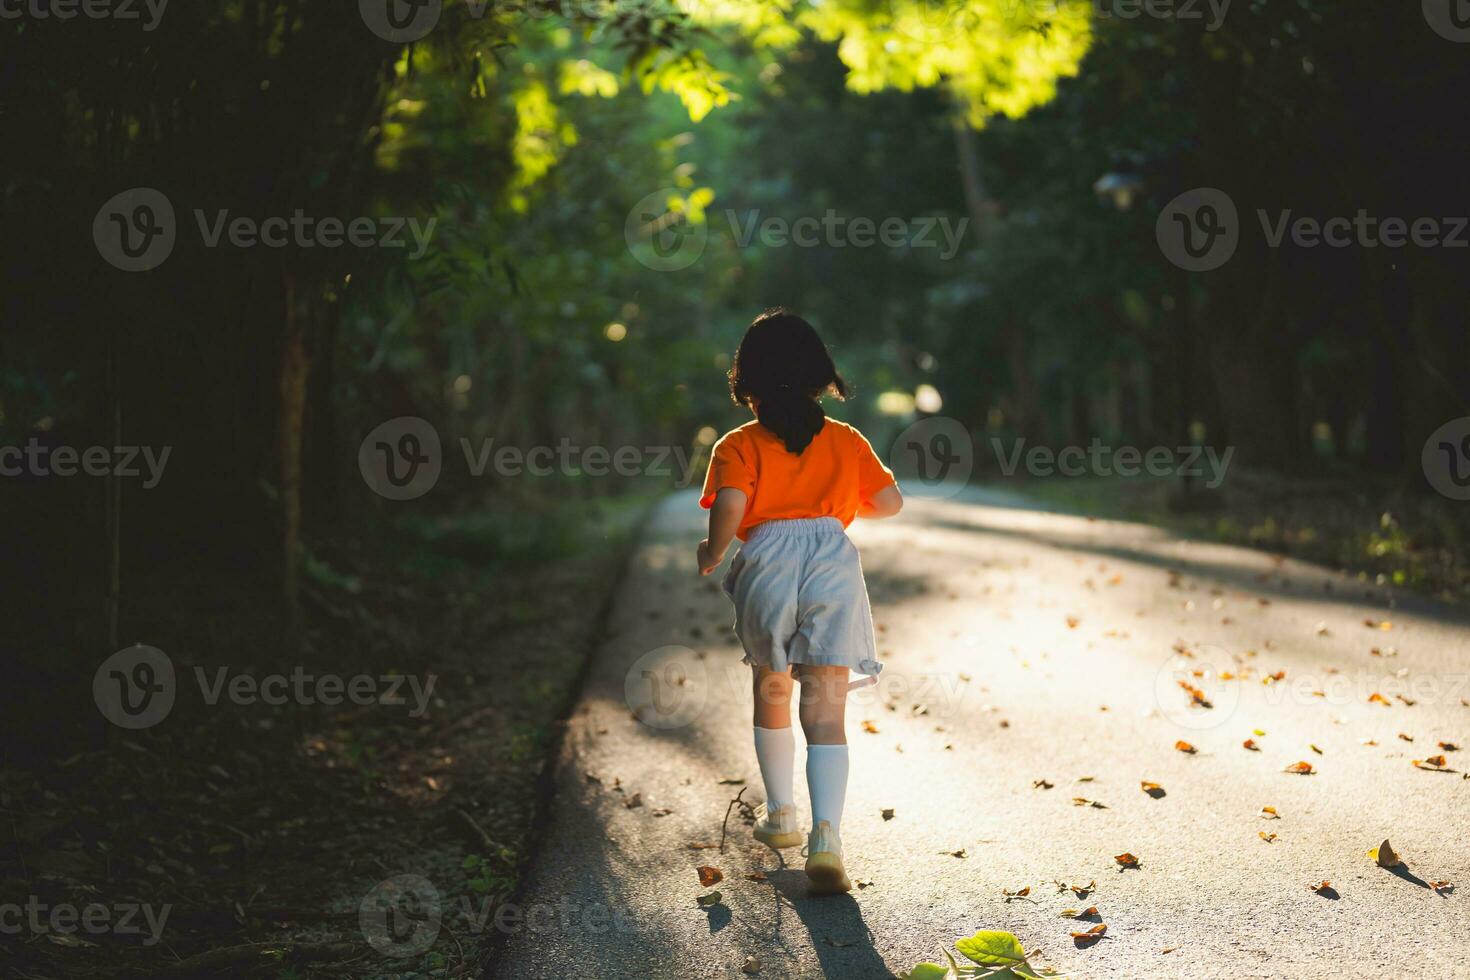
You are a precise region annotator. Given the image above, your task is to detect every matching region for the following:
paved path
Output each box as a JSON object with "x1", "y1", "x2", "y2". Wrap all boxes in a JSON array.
[{"x1": 495, "y1": 489, "x2": 1470, "y2": 979}]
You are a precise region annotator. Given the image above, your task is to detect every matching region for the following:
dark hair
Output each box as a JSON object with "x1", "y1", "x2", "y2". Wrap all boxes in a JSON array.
[{"x1": 727, "y1": 308, "x2": 849, "y2": 454}]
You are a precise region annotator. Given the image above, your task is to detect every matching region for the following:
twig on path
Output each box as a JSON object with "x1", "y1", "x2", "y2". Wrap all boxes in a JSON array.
[
  {"x1": 719, "y1": 787, "x2": 754, "y2": 853},
  {"x1": 454, "y1": 806, "x2": 504, "y2": 854}
]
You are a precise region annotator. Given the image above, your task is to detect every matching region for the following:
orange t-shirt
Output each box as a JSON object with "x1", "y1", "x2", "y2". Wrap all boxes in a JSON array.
[{"x1": 699, "y1": 418, "x2": 897, "y2": 541}]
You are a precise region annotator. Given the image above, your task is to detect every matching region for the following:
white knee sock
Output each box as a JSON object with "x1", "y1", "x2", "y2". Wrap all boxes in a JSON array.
[
  {"x1": 753, "y1": 726, "x2": 796, "y2": 810},
  {"x1": 805, "y1": 743, "x2": 849, "y2": 833}
]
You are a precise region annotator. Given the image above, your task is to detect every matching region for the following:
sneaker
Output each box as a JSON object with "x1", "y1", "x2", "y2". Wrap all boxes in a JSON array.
[
  {"x1": 804, "y1": 820, "x2": 851, "y2": 893},
  {"x1": 752, "y1": 802, "x2": 802, "y2": 849}
]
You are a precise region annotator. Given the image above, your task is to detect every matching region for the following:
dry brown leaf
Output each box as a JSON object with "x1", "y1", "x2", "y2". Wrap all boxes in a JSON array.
[
  {"x1": 1309, "y1": 880, "x2": 1333, "y2": 893},
  {"x1": 1261, "y1": 806, "x2": 1279, "y2": 818},
  {"x1": 1175, "y1": 740, "x2": 1197, "y2": 754},
  {"x1": 1114, "y1": 852, "x2": 1139, "y2": 868},
  {"x1": 1033, "y1": 779, "x2": 1054, "y2": 790},
  {"x1": 625, "y1": 793, "x2": 643, "y2": 809},
  {"x1": 1140, "y1": 781, "x2": 1165, "y2": 798},
  {"x1": 1438, "y1": 742, "x2": 1460, "y2": 752},
  {"x1": 1430, "y1": 881, "x2": 1454, "y2": 893},
  {"x1": 1284, "y1": 761, "x2": 1314, "y2": 774},
  {"x1": 1002, "y1": 886, "x2": 1031, "y2": 898},
  {"x1": 881, "y1": 807, "x2": 896, "y2": 820},
  {"x1": 1177, "y1": 681, "x2": 1212, "y2": 709},
  {"x1": 742, "y1": 955, "x2": 762, "y2": 975},
  {"x1": 1368, "y1": 693, "x2": 1391, "y2": 706},
  {"x1": 744, "y1": 871, "x2": 767, "y2": 882},
  {"x1": 1071, "y1": 923, "x2": 1107, "y2": 942},
  {"x1": 1162, "y1": 946, "x2": 1180, "y2": 954},
  {"x1": 1309, "y1": 744, "x2": 1324, "y2": 755},
  {"x1": 1398, "y1": 732, "x2": 1415, "y2": 742},
  {"x1": 1072, "y1": 797, "x2": 1108, "y2": 809},
  {"x1": 1412, "y1": 756, "x2": 1451, "y2": 770},
  {"x1": 1242, "y1": 738, "x2": 1259, "y2": 751},
  {"x1": 697, "y1": 866, "x2": 723, "y2": 887},
  {"x1": 1259, "y1": 831, "x2": 1278, "y2": 843},
  {"x1": 1071, "y1": 879, "x2": 1096, "y2": 897},
  {"x1": 1066, "y1": 616, "x2": 1080, "y2": 629},
  {"x1": 861, "y1": 720, "x2": 880, "y2": 734}
]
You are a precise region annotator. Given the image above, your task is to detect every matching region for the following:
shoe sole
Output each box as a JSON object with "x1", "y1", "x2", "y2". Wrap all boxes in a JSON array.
[
  {"x1": 754, "y1": 827, "x2": 803, "y2": 849},
  {"x1": 805, "y1": 851, "x2": 851, "y2": 893}
]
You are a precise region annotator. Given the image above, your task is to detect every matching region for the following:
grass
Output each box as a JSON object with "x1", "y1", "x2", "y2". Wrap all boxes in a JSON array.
[{"x1": 1004, "y1": 469, "x2": 1470, "y2": 603}]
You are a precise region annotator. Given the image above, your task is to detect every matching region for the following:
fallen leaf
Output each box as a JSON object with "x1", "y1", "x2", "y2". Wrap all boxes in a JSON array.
[
  {"x1": 1115, "y1": 852, "x2": 1140, "y2": 868},
  {"x1": 1002, "y1": 886, "x2": 1031, "y2": 898},
  {"x1": 1259, "y1": 831, "x2": 1278, "y2": 843},
  {"x1": 1033, "y1": 778, "x2": 1054, "y2": 790},
  {"x1": 1284, "y1": 761, "x2": 1314, "y2": 774},
  {"x1": 862, "y1": 720, "x2": 881, "y2": 734},
  {"x1": 1438, "y1": 742, "x2": 1460, "y2": 752},
  {"x1": 1412, "y1": 756, "x2": 1452, "y2": 771},
  {"x1": 1162, "y1": 946, "x2": 1180, "y2": 954},
  {"x1": 855, "y1": 878, "x2": 875, "y2": 889},
  {"x1": 1369, "y1": 840, "x2": 1402, "y2": 868},
  {"x1": 1368, "y1": 692, "x2": 1391, "y2": 706},
  {"x1": 742, "y1": 955, "x2": 762, "y2": 974},
  {"x1": 1243, "y1": 738, "x2": 1259, "y2": 751},
  {"x1": 1066, "y1": 616, "x2": 1080, "y2": 629},
  {"x1": 717, "y1": 777, "x2": 746, "y2": 785},
  {"x1": 1253, "y1": 728, "x2": 1267, "y2": 736},
  {"x1": 1071, "y1": 923, "x2": 1107, "y2": 942},
  {"x1": 1309, "y1": 744, "x2": 1323, "y2": 755},
  {"x1": 625, "y1": 793, "x2": 643, "y2": 809},
  {"x1": 651, "y1": 807, "x2": 673, "y2": 817},
  {"x1": 698, "y1": 866, "x2": 723, "y2": 887},
  {"x1": 1177, "y1": 681, "x2": 1212, "y2": 709},
  {"x1": 1309, "y1": 880, "x2": 1333, "y2": 893},
  {"x1": 1261, "y1": 806, "x2": 1279, "y2": 818},
  {"x1": 1175, "y1": 740, "x2": 1197, "y2": 754},
  {"x1": 1072, "y1": 797, "x2": 1108, "y2": 809},
  {"x1": 944, "y1": 848, "x2": 968, "y2": 859},
  {"x1": 1359, "y1": 737, "x2": 1379, "y2": 746},
  {"x1": 1071, "y1": 880, "x2": 1096, "y2": 897},
  {"x1": 1140, "y1": 781, "x2": 1165, "y2": 798},
  {"x1": 1398, "y1": 733, "x2": 1414, "y2": 742},
  {"x1": 881, "y1": 808, "x2": 896, "y2": 820},
  {"x1": 1430, "y1": 881, "x2": 1454, "y2": 893}
]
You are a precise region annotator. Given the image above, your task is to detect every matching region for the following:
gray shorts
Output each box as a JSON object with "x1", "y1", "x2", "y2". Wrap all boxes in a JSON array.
[{"x1": 721, "y1": 517, "x2": 882, "y2": 691}]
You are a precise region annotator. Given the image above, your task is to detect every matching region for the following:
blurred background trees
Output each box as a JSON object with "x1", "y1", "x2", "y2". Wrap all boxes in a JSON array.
[{"x1": 4, "y1": 0, "x2": 1468, "y2": 645}]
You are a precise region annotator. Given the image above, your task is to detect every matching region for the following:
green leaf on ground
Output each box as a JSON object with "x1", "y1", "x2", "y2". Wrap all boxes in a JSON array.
[
  {"x1": 955, "y1": 930, "x2": 1027, "y2": 967},
  {"x1": 900, "y1": 964, "x2": 950, "y2": 980}
]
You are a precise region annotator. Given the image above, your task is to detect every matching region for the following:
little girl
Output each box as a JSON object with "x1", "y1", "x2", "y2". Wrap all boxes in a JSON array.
[{"x1": 696, "y1": 309, "x2": 903, "y2": 894}]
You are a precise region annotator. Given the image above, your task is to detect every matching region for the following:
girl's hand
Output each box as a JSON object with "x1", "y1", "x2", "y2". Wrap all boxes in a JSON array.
[{"x1": 696, "y1": 538, "x2": 724, "y2": 576}]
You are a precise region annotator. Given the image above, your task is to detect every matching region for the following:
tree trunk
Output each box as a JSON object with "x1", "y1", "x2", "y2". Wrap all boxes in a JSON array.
[{"x1": 280, "y1": 272, "x2": 310, "y2": 644}]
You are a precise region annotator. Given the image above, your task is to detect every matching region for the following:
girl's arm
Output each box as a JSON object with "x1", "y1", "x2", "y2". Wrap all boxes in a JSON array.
[
  {"x1": 697, "y1": 487, "x2": 747, "y2": 575},
  {"x1": 857, "y1": 484, "x2": 903, "y2": 519}
]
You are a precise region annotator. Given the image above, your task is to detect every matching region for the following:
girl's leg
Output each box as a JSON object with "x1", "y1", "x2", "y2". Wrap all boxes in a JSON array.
[
  {"x1": 751, "y1": 666, "x2": 795, "y2": 809},
  {"x1": 797, "y1": 665, "x2": 849, "y2": 833}
]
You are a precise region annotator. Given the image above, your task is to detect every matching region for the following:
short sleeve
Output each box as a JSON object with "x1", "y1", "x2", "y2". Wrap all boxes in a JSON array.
[
  {"x1": 700, "y1": 432, "x2": 756, "y2": 509},
  {"x1": 853, "y1": 426, "x2": 897, "y2": 502}
]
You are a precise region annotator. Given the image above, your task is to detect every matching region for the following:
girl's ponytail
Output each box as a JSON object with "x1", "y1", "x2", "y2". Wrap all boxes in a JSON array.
[{"x1": 728, "y1": 309, "x2": 849, "y2": 455}]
